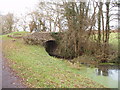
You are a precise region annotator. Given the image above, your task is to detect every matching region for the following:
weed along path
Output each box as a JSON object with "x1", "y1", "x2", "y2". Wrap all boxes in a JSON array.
[{"x1": 2, "y1": 56, "x2": 26, "y2": 88}]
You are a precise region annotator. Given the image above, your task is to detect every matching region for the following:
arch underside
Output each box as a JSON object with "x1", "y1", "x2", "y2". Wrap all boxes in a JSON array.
[{"x1": 44, "y1": 40, "x2": 57, "y2": 56}]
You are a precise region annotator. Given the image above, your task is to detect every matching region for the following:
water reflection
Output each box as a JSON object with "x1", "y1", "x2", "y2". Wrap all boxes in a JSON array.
[
  {"x1": 95, "y1": 65, "x2": 119, "y2": 79},
  {"x1": 79, "y1": 65, "x2": 119, "y2": 88},
  {"x1": 108, "y1": 70, "x2": 118, "y2": 80},
  {"x1": 96, "y1": 68, "x2": 109, "y2": 76}
]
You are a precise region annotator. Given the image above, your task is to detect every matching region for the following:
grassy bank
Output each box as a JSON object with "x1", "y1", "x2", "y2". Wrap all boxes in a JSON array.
[
  {"x1": 109, "y1": 32, "x2": 118, "y2": 50},
  {"x1": 2, "y1": 32, "x2": 105, "y2": 88}
]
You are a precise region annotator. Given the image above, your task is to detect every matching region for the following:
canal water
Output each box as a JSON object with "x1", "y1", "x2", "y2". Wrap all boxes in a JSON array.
[{"x1": 78, "y1": 65, "x2": 119, "y2": 88}]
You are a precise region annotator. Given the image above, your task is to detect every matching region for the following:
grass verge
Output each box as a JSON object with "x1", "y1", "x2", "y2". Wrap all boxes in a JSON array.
[{"x1": 2, "y1": 32, "x2": 105, "y2": 88}]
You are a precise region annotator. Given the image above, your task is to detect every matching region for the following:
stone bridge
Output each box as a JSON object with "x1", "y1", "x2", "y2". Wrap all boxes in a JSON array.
[
  {"x1": 23, "y1": 32, "x2": 57, "y2": 55},
  {"x1": 23, "y1": 32, "x2": 56, "y2": 44}
]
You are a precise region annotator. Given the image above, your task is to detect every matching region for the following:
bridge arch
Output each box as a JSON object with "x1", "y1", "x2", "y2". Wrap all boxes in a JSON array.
[{"x1": 44, "y1": 40, "x2": 57, "y2": 56}]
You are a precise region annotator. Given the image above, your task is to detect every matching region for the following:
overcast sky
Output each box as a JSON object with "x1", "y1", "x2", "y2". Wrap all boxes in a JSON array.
[
  {"x1": 0, "y1": 0, "x2": 39, "y2": 16},
  {"x1": 0, "y1": 0, "x2": 118, "y2": 30}
]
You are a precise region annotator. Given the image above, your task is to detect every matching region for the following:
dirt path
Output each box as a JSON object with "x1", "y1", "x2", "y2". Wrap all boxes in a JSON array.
[{"x1": 2, "y1": 56, "x2": 26, "y2": 88}]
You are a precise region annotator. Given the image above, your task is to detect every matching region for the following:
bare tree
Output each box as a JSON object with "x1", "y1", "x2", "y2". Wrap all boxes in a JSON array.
[{"x1": 1, "y1": 13, "x2": 14, "y2": 34}]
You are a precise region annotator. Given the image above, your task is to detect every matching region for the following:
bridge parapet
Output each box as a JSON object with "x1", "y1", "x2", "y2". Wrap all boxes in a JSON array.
[{"x1": 23, "y1": 32, "x2": 55, "y2": 45}]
